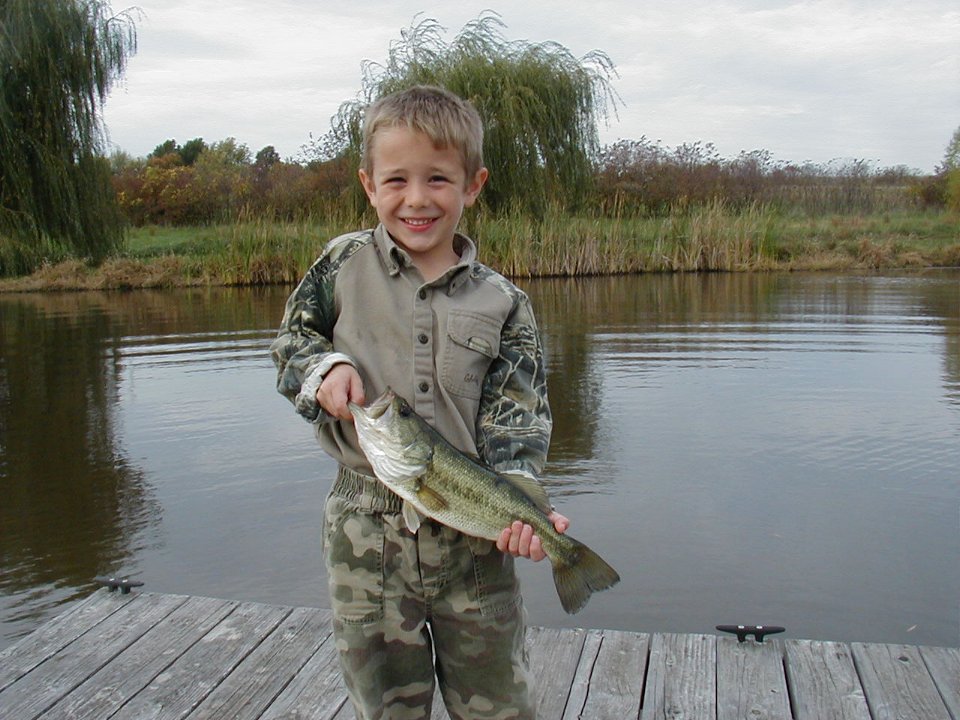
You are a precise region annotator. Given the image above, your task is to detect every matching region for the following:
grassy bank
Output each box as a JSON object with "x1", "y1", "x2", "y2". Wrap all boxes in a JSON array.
[{"x1": 1, "y1": 205, "x2": 958, "y2": 292}]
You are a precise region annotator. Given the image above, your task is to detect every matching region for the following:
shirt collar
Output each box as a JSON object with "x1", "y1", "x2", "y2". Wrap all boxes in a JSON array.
[{"x1": 374, "y1": 224, "x2": 479, "y2": 292}]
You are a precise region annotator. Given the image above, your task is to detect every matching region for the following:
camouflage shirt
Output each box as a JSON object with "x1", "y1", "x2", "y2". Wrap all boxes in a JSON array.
[{"x1": 270, "y1": 224, "x2": 552, "y2": 479}]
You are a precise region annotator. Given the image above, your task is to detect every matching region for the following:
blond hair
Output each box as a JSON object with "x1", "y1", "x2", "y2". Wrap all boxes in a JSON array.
[{"x1": 361, "y1": 85, "x2": 485, "y2": 180}]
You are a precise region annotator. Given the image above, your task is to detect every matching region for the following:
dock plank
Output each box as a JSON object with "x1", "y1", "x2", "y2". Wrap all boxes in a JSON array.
[
  {"x1": 528, "y1": 625, "x2": 589, "y2": 719},
  {"x1": 190, "y1": 606, "x2": 335, "y2": 720},
  {"x1": 562, "y1": 628, "x2": 605, "y2": 719},
  {"x1": 784, "y1": 639, "x2": 870, "y2": 720},
  {"x1": 42, "y1": 595, "x2": 235, "y2": 720},
  {"x1": 2, "y1": 590, "x2": 959, "y2": 720},
  {"x1": 852, "y1": 642, "x2": 952, "y2": 720},
  {"x1": 565, "y1": 628, "x2": 647, "y2": 719},
  {"x1": 258, "y1": 616, "x2": 348, "y2": 720},
  {"x1": 641, "y1": 633, "x2": 717, "y2": 720},
  {"x1": 115, "y1": 600, "x2": 290, "y2": 720},
  {"x1": 330, "y1": 699, "x2": 354, "y2": 720},
  {"x1": 0, "y1": 589, "x2": 134, "y2": 692},
  {"x1": 919, "y1": 645, "x2": 960, "y2": 719},
  {"x1": 0, "y1": 592, "x2": 186, "y2": 720},
  {"x1": 717, "y1": 637, "x2": 791, "y2": 720}
]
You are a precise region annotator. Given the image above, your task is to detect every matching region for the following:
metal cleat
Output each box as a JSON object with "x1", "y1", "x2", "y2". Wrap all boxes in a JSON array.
[
  {"x1": 716, "y1": 624, "x2": 785, "y2": 643},
  {"x1": 94, "y1": 576, "x2": 145, "y2": 595}
]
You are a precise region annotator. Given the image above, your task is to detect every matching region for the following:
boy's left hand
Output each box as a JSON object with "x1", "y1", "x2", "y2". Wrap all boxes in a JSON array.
[{"x1": 497, "y1": 512, "x2": 570, "y2": 562}]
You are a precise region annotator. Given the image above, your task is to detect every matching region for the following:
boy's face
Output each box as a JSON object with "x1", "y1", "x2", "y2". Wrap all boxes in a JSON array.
[{"x1": 359, "y1": 126, "x2": 487, "y2": 278}]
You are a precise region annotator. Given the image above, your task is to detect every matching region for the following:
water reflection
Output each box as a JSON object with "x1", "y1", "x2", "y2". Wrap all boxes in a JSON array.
[
  {"x1": 1, "y1": 272, "x2": 958, "y2": 649},
  {"x1": 526, "y1": 271, "x2": 960, "y2": 416},
  {"x1": 0, "y1": 294, "x2": 157, "y2": 639},
  {"x1": 519, "y1": 272, "x2": 959, "y2": 645}
]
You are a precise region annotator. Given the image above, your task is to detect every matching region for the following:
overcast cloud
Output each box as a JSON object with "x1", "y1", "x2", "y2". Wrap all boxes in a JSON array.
[{"x1": 102, "y1": 0, "x2": 959, "y2": 172}]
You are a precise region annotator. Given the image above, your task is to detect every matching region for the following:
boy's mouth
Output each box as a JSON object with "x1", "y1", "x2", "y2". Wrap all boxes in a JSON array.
[{"x1": 401, "y1": 217, "x2": 437, "y2": 229}]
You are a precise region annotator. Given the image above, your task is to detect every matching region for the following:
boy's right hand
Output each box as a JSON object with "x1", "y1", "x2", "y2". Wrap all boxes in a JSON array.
[{"x1": 316, "y1": 363, "x2": 365, "y2": 421}]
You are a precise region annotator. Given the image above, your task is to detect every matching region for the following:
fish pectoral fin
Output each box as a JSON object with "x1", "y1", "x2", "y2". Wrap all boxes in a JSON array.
[
  {"x1": 416, "y1": 485, "x2": 448, "y2": 513},
  {"x1": 499, "y1": 471, "x2": 552, "y2": 515},
  {"x1": 401, "y1": 501, "x2": 424, "y2": 534}
]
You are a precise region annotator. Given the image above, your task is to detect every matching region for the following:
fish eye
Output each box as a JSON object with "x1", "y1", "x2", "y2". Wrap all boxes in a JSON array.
[{"x1": 398, "y1": 402, "x2": 411, "y2": 417}]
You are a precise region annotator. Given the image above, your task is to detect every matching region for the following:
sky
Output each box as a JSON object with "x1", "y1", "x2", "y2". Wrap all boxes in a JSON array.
[{"x1": 102, "y1": 0, "x2": 960, "y2": 173}]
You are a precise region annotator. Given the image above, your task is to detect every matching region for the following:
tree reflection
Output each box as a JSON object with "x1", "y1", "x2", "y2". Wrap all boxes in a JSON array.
[
  {"x1": 905, "y1": 272, "x2": 960, "y2": 407},
  {"x1": 0, "y1": 294, "x2": 158, "y2": 637},
  {"x1": 523, "y1": 274, "x2": 790, "y2": 485},
  {"x1": 523, "y1": 271, "x2": 960, "y2": 491},
  {"x1": 1, "y1": 276, "x2": 956, "y2": 649},
  {"x1": 522, "y1": 279, "x2": 604, "y2": 477}
]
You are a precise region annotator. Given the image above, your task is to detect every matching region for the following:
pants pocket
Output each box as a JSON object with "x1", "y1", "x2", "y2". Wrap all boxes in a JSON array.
[
  {"x1": 471, "y1": 543, "x2": 521, "y2": 617},
  {"x1": 324, "y1": 494, "x2": 385, "y2": 625}
]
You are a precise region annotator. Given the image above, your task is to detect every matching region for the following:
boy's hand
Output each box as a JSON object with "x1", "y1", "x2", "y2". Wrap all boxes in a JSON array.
[
  {"x1": 316, "y1": 363, "x2": 365, "y2": 421},
  {"x1": 497, "y1": 512, "x2": 570, "y2": 562}
]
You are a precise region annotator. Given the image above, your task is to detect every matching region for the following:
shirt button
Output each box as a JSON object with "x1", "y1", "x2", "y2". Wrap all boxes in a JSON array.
[
  {"x1": 418, "y1": 289, "x2": 427, "y2": 300},
  {"x1": 418, "y1": 333, "x2": 428, "y2": 344},
  {"x1": 418, "y1": 381, "x2": 429, "y2": 392}
]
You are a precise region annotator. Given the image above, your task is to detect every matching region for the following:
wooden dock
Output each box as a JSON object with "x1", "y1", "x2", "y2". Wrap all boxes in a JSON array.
[{"x1": 1, "y1": 590, "x2": 958, "y2": 719}]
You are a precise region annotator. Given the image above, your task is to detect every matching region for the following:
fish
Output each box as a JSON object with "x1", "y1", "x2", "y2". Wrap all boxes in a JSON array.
[{"x1": 348, "y1": 388, "x2": 620, "y2": 614}]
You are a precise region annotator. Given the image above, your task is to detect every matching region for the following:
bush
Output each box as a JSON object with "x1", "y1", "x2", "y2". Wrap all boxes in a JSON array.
[{"x1": 323, "y1": 12, "x2": 618, "y2": 216}]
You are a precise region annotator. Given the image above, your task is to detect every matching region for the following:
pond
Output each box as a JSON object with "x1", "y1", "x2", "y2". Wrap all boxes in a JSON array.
[{"x1": 1, "y1": 271, "x2": 958, "y2": 650}]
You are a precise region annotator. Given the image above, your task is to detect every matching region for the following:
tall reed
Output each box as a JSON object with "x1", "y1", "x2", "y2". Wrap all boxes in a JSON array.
[
  {"x1": 658, "y1": 200, "x2": 775, "y2": 271},
  {"x1": 207, "y1": 215, "x2": 348, "y2": 285},
  {"x1": 5, "y1": 205, "x2": 954, "y2": 291},
  {"x1": 471, "y1": 200, "x2": 776, "y2": 275}
]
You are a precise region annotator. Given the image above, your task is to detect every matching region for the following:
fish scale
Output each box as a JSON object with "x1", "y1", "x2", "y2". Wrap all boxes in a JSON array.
[{"x1": 427, "y1": 444, "x2": 554, "y2": 542}]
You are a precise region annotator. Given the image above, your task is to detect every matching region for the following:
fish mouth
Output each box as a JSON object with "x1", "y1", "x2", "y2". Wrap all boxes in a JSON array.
[{"x1": 349, "y1": 387, "x2": 396, "y2": 420}]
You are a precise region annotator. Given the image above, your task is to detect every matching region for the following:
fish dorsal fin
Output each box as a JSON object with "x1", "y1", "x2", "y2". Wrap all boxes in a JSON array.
[
  {"x1": 416, "y1": 484, "x2": 448, "y2": 513},
  {"x1": 401, "y1": 501, "x2": 424, "y2": 534},
  {"x1": 500, "y1": 471, "x2": 552, "y2": 514}
]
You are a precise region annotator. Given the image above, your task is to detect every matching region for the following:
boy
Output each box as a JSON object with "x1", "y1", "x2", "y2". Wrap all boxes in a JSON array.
[{"x1": 271, "y1": 85, "x2": 568, "y2": 719}]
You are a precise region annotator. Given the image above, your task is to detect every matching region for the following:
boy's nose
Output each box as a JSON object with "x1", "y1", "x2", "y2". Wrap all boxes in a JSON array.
[{"x1": 405, "y1": 181, "x2": 428, "y2": 207}]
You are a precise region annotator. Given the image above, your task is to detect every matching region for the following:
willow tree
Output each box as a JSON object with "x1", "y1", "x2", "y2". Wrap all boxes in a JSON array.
[
  {"x1": 326, "y1": 12, "x2": 619, "y2": 216},
  {"x1": 0, "y1": 0, "x2": 137, "y2": 275}
]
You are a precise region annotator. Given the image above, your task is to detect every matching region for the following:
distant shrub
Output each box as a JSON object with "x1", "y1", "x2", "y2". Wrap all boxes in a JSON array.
[{"x1": 594, "y1": 139, "x2": 923, "y2": 217}]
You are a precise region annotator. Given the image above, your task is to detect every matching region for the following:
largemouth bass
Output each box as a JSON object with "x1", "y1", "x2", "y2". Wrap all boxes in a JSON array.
[{"x1": 349, "y1": 388, "x2": 620, "y2": 614}]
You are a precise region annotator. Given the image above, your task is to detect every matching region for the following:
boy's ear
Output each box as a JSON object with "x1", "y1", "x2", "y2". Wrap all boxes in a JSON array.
[
  {"x1": 463, "y1": 167, "x2": 489, "y2": 207},
  {"x1": 358, "y1": 169, "x2": 376, "y2": 204}
]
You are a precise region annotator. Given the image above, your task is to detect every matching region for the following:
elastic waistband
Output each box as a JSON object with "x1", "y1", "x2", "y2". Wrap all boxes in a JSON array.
[{"x1": 332, "y1": 465, "x2": 403, "y2": 513}]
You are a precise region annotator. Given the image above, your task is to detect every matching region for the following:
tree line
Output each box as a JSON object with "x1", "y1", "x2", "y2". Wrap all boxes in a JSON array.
[
  {"x1": 2, "y1": 4, "x2": 957, "y2": 278},
  {"x1": 110, "y1": 134, "x2": 943, "y2": 229},
  {"x1": 108, "y1": 138, "x2": 352, "y2": 226}
]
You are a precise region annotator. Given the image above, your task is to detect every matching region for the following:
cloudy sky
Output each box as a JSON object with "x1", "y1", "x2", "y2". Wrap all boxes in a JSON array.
[{"x1": 102, "y1": 0, "x2": 959, "y2": 172}]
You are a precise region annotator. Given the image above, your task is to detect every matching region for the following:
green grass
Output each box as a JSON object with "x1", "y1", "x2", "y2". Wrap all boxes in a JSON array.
[
  {"x1": 126, "y1": 225, "x2": 229, "y2": 257},
  {"x1": 2, "y1": 207, "x2": 957, "y2": 292}
]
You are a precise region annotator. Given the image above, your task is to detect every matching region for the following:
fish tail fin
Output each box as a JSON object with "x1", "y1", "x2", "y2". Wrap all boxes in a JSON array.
[{"x1": 552, "y1": 541, "x2": 620, "y2": 614}]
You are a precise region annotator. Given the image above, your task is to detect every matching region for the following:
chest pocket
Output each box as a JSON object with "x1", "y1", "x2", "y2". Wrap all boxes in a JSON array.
[{"x1": 441, "y1": 311, "x2": 501, "y2": 400}]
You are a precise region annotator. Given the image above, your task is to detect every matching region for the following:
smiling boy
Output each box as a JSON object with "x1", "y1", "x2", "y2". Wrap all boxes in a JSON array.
[
  {"x1": 271, "y1": 85, "x2": 567, "y2": 719},
  {"x1": 357, "y1": 123, "x2": 485, "y2": 282}
]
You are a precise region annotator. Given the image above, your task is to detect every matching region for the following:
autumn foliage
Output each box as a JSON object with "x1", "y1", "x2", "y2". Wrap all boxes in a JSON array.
[
  {"x1": 110, "y1": 134, "x2": 936, "y2": 230},
  {"x1": 593, "y1": 138, "x2": 930, "y2": 217},
  {"x1": 111, "y1": 137, "x2": 358, "y2": 227}
]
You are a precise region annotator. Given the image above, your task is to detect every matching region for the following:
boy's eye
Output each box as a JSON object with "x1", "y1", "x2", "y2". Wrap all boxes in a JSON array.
[{"x1": 429, "y1": 175, "x2": 450, "y2": 183}]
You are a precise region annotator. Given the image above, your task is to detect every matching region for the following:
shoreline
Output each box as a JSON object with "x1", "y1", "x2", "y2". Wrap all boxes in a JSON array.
[
  {"x1": 3, "y1": 256, "x2": 958, "y2": 294},
  {"x1": 2, "y1": 208, "x2": 957, "y2": 293}
]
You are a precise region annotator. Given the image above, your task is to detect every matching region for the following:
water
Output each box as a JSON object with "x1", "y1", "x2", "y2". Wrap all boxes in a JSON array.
[{"x1": 1, "y1": 272, "x2": 958, "y2": 650}]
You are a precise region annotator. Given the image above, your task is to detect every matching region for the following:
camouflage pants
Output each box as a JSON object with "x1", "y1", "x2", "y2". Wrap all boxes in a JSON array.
[{"x1": 324, "y1": 467, "x2": 536, "y2": 720}]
